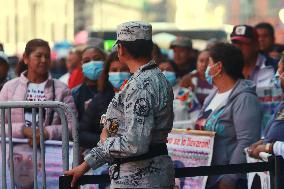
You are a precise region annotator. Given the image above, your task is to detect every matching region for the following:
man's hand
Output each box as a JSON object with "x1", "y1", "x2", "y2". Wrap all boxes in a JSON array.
[
  {"x1": 248, "y1": 140, "x2": 264, "y2": 158},
  {"x1": 100, "y1": 127, "x2": 108, "y2": 144},
  {"x1": 249, "y1": 144, "x2": 267, "y2": 159},
  {"x1": 249, "y1": 140, "x2": 264, "y2": 151},
  {"x1": 23, "y1": 127, "x2": 49, "y2": 147},
  {"x1": 64, "y1": 161, "x2": 90, "y2": 188},
  {"x1": 23, "y1": 127, "x2": 33, "y2": 138}
]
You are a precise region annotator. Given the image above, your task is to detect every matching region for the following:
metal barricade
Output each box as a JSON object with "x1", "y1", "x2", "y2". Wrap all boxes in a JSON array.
[
  {"x1": 0, "y1": 101, "x2": 79, "y2": 189},
  {"x1": 59, "y1": 156, "x2": 284, "y2": 189}
]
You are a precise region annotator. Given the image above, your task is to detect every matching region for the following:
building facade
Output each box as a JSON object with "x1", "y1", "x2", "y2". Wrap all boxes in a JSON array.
[{"x1": 0, "y1": 0, "x2": 74, "y2": 55}]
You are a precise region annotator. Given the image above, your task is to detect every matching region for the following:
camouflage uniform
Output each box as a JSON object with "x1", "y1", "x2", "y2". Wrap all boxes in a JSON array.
[{"x1": 84, "y1": 59, "x2": 175, "y2": 188}]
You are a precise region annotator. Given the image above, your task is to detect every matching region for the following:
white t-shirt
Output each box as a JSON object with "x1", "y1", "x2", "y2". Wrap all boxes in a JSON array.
[
  {"x1": 59, "y1": 72, "x2": 70, "y2": 85},
  {"x1": 205, "y1": 89, "x2": 232, "y2": 112},
  {"x1": 24, "y1": 81, "x2": 47, "y2": 127}
]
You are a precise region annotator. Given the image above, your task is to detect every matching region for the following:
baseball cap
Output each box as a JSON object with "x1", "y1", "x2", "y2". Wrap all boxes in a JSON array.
[
  {"x1": 170, "y1": 36, "x2": 192, "y2": 49},
  {"x1": 116, "y1": 21, "x2": 152, "y2": 43},
  {"x1": 0, "y1": 51, "x2": 8, "y2": 64},
  {"x1": 230, "y1": 25, "x2": 258, "y2": 44}
]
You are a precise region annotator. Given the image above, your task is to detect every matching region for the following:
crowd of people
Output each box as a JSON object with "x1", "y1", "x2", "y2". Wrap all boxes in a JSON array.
[{"x1": 0, "y1": 21, "x2": 284, "y2": 189}]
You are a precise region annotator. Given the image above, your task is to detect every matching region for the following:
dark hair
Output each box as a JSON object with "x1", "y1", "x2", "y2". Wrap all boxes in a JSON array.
[
  {"x1": 24, "y1": 39, "x2": 50, "y2": 56},
  {"x1": 82, "y1": 46, "x2": 107, "y2": 60},
  {"x1": 255, "y1": 22, "x2": 275, "y2": 39},
  {"x1": 209, "y1": 43, "x2": 244, "y2": 80},
  {"x1": 152, "y1": 43, "x2": 163, "y2": 64},
  {"x1": 69, "y1": 48, "x2": 82, "y2": 59},
  {"x1": 97, "y1": 51, "x2": 119, "y2": 92},
  {"x1": 15, "y1": 59, "x2": 28, "y2": 76},
  {"x1": 197, "y1": 49, "x2": 210, "y2": 57},
  {"x1": 118, "y1": 39, "x2": 153, "y2": 59},
  {"x1": 0, "y1": 43, "x2": 4, "y2": 51},
  {"x1": 271, "y1": 44, "x2": 284, "y2": 53}
]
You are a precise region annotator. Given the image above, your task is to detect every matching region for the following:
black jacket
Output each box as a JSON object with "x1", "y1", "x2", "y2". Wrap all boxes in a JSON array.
[
  {"x1": 78, "y1": 84, "x2": 114, "y2": 148},
  {"x1": 72, "y1": 83, "x2": 97, "y2": 121},
  {"x1": 262, "y1": 53, "x2": 278, "y2": 72}
]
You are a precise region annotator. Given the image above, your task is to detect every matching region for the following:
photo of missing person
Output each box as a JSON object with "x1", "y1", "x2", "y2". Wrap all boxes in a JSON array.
[{"x1": 8, "y1": 143, "x2": 42, "y2": 189}]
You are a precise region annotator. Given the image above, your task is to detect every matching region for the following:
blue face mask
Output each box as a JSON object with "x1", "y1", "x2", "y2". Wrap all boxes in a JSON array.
[
  {"x1": 205, "y1": 66, "x2": 213, "y2": 85},
  {"x1": 205, "y1": 63, "x2": 219, "y2": 85},
  {"x1": 82, "y1": 60, "x2": 104, "y2": 80},
  {"x1": 167, "y1": 49, "x2": 174, "y2": 61},
  {"x1": 162, "y1": 71, "x2": 177, "y2": 86},
  {"x1": 273, "y1": 71, "x2": 281, "y2": 88},
  {"x1": 108, "y1": 72, "x2": 130, "y2": 89}
]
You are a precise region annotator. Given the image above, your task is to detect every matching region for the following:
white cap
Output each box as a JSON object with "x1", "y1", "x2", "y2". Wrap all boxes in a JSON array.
[{"x1": 116, "y1": 21, "x2": 152, "y2": 42}]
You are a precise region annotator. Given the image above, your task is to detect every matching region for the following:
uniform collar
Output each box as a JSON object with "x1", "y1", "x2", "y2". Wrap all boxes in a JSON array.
[{"x1": 131, "y1": 60, "x2": 157, "y2": 79}]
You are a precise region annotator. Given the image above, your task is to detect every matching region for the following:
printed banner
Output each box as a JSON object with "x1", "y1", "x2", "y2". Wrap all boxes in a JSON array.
[
  {"x1": 1, "y1": 129, "x2": 215, "y2": 189},
  {"x1": 167, "y1": 129, "x2": 215, "y2": 189},
  {"x1": 245, "y1": 150, "x2": 270, "y2": 189},
  {"x1": 0, "y1": 138, "x2": 73, "y2": 189}
]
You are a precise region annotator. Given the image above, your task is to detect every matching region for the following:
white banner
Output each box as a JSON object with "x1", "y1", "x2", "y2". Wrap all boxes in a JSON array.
[
  {"x1": 167, "y1": 129, "x2": 215, "y2": 189},
  {"x1": 245, "y1": 150, "x2": 270, "y2": 189}
]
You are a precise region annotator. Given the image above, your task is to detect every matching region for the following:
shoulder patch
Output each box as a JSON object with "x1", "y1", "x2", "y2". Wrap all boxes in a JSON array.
[{"x1": 134, "y1": 98, "x2": 150, "y2": 117}]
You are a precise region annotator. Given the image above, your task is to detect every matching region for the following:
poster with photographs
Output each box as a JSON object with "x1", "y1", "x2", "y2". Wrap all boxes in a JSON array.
[
  {"x1": 167, "y1": 129, "x2": 215, "y2": 189},
  {"x1": 0, "y1": 138, "x2": 73, "y2": 189}
]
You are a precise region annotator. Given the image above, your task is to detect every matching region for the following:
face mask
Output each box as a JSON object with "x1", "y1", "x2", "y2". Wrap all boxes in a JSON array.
[
  {"x1": 205, "y1": 63, "x2": 219, "y2": 85},
  {"x1": 82, "y1": 60, "x2": 104, "y2": 80},
  {"x1": 168, "y1": 49, "x2": 174, "y2": 60},
  {"x1": 162, "y1": 71, "x2": 177, "y2": 86},
  {"x1": 273, "y1": 71, "x2": 281, "y2": 88},
  {"x1": 108, "y1": 72, "x2": 130, "y2": 89}
]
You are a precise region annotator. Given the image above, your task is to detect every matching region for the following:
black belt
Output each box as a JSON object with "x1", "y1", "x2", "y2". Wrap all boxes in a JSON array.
[{"x1": 111, "y1": 143, "x2": 168, "y2": 180}]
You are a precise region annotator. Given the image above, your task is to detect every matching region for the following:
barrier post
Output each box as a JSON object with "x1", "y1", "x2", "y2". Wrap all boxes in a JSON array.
[
  {"x1": 59, "y1": 175, "x2": 73, "y2": 189},
  {"x1": 268, "y1": 156, "x2": 275, "y2": 189},
  {"x1": 1, "y1": 109, "x2": 6, "y2": 189},
  {"x1": 274, "y1": 156, "x2": 284, "y2": 189}
]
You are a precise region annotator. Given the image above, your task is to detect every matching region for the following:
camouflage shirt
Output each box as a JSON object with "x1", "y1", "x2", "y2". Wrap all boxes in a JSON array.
[{"x1": 84, "y1": 60, "x2": 175, "y2": 188}]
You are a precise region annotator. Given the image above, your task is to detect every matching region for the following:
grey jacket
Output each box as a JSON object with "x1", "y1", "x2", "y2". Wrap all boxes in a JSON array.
[
  {"x1": 199, "y1": 79, "x2": 262, "y2": 187},
  {"x1": 84, "y1": 61, "x2": 175, "y2": 188}
]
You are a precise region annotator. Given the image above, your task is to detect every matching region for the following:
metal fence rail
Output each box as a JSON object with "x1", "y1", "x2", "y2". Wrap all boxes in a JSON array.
[
  {"x1": 0, "y1": 101, "x2": 79, "y2": 189},
  {"x1": 59, "y1": 156, "x2": 284, "y2": 189}
]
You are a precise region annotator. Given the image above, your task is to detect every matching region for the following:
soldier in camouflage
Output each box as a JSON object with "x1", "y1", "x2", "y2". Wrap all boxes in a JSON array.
[{"x1": 65, "y1": 21, "x2": 175, "y2": 189}]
